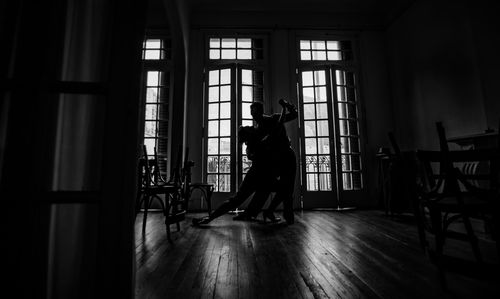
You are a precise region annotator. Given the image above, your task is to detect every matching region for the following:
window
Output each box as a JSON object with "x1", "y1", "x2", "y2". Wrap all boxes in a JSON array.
[
  {"x1": 141, "y1": 38, "x2": 171, "y2": 175},
  {"x1": 204, "y1": 36, "x2": 266, "y2": 192},
  {"x1": 209, "y1": 38, "x2": 263, "y2": 60},
  {"x1": 297, "y1": 38, "x2": 363, "y2": 199},
  {"x1": 299, "y1": 39, "x2": 352, "y2": 61}
]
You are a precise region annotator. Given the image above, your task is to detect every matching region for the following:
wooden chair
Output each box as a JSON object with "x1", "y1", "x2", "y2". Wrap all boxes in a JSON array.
[
  {"x1": 414, "y1": 122, "x2": 500, "y2": 287},
  {"x1": 136, "y1": 145, "x2": 185, "y2": 241},
  {"x1": 180, "y1": 147, "x2": 214, "y2": 216}
]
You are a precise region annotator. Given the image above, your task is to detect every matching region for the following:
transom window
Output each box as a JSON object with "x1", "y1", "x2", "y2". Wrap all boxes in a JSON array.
[
  {"x1": 142, "y1": 38, "x2": 171, "y2": 60},
  {"x1": 209, "y1": 38, "x2": 263, "y2": 60},
  {"x1": 299, "y1": 40, "x2": 352, "y2": 61}
]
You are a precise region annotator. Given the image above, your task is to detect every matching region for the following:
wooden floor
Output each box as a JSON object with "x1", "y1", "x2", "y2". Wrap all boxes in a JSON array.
[{"x1": 135, "y1": 210, "x2": 499, "y2": 299}]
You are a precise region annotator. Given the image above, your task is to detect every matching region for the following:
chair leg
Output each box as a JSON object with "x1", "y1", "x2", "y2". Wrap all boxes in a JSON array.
[
  {"x1": 142, "y1": 196, "x2": 149, "y2": 232},
  {"x1": 462, "y1": 213, "x2": 483, "y2": 263},
  {"x1": 430, "y1": 208, "x2": 447, "y2": 288}
]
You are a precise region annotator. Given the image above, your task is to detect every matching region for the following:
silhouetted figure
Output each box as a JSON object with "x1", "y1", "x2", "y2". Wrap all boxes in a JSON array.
[
  {"x1": 192, "y1": 125, "x2": 277, "y2": 225},
  {"x1": 192, "y1": 100, "x2": 298, "y2": 226},
  {"x1": 245, "y1": 100, "x2": 298, "y2": 224}
]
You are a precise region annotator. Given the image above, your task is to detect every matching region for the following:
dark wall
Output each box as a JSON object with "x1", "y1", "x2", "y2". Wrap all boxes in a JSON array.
[{"x1": 386, "y1": 0, "x2": 498, "y2": 150}]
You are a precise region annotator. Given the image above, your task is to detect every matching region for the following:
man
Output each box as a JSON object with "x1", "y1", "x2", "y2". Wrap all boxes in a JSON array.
[{"x1": 242, "y1": 100, "x2": 298, "y2": 224}]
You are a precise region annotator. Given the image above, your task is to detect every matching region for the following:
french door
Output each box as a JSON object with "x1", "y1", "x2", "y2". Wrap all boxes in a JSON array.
[
  {"x1": 298, "y1": 66, "x2": 364, "y2": 209},
  {"x1": 204, "y1": 63, "x2": 264, "y2": 198}
]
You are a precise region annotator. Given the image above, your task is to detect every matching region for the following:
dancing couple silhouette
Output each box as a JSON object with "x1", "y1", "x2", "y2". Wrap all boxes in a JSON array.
[{"x1": 192, "y1": 99, "x2": 298, "y2": 226}]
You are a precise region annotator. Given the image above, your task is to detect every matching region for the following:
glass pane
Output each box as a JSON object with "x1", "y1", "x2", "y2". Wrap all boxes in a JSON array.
[
  {"x1": 220, "y1": 102, "x2": 230, "y2": 118},
  {"x1": 207, "y1": 156, "x2": 219, "y2": 173},
  {"x1": 208, "y1": 86, "x2": 219, "y2": 102},
  {"x1": 220, "y1": 69, "x2": 231, "y2": 84},
  {"x1": 300, "y1": 51, "x2": 311, "y2": 61},
  {"x1": 305, "y1": 138, "x2": 317, "y2": 154},
  {"x1": 145, "y1": 50, "x2": 160, "y2": 60},
  {"x1": 220, "y1": 120, "x2": 230, "y2": 136},
  {"x1": 209, "y1": 70, "x2": 219, "y2": 85},
  {"x1": 307, "y1": 174, "x2": 318, "y2": 191},
  {"x1": 335, "y1": 70, "x2": 345, "y2": 85},
  {"x1": 315, "y1": 87, "x2": 327, "y2": 102},
  {"x1": 221, "y1": 38, "x2": 236, "y2": 48},
  {"x1": 347, "y1": 103, "x2": 357, "y2": 118},
  {"x1": 145, "y1": 104, "x2": 157, "y2": 120},
  {"x1": 348, "y1": 120, "x2": 359, "y2": 135},
  {"x1": 158, "y1": 104, "x2": 168, "y2": 120},
  {"x1": 303, "y1": 104, "x2": 316, "y2": 120},
  {"x1": 144, "y1": 138, "x2": 156, "y2": 157},
  {"x1": 339, "y1": 120, "x2": 348, "y2": 136},
  {"x1": 340, "y1": 137, "x2": 349, "y2": 153},
  {"x1": 343, "y1": 173, "x2": 352, "y2": 190},
  {"x1": 350, "y1": 138, "x2": 360, "y2": 153},
  {"x1": 319, "y1": 174, "x2": 332, "y2": 191},
  {"x1": 220, "y1": 85, "x2": 231, "y2": 101},
  {"x1": 336, "y1": 86, "x2": 346, "y2": 101},
  {"x1": 242, "y1": 119, "x2": 253, "y2": 127},
  {"x1": 242, "y1": 86, "x2": 253, "y2": 102},
  {"x1": 208, "y1": 138, "x2": 218, "y2": 154},
  {"x1": 144, "y1": 121, "x2": 156, "y2": 137},
  {"x1": 158, "y1": 87, "x2": 168, "y2": 104},
  {"x1": 318, "y1": 155, "x2": 331, "y2": 172},
  {"x1": 242, "y1": 156, "x2": 252, "y2": 173},
  {"x1": 351, "y1": 155, "x2": 361, "y2": 170},
  {"x1": 327, "y1": 51, "x2": 341, "y2": 61},
  {"x1": 326, "y1": 41, "x2": 339, "y2": 50},
  {"x1": 314, "y1": 71, "x2": 326, "y2": 85},
  {"x1": 145, "y1": 39, "x2": 161, "y2": 48},
  {"x1": 316, "y1": 103, "x2": 328, "y2": 119},
  {"x1": 209, "y1": 49, "x2": 220, "y2": 59},
  {"x1": 304, "y1": 121, "x2": 316, "y2": 137},
  {"x1": 300, "y1": 40, "x2": 311, "y2": 50},
  {"x1": 338, "y1": 103, "x2": 346, "y2": 118},
  {"x1": 311, "y1": 40, "x2": 325, "y2": 50},
  {"x1": 208, "y1": 120, "x2": 219, "y2": 137},
  {"x1": 208, "y1": 103, "x2": 219, "y2": 119},
  {"x1": 312, "y1": 51, "x2": 326, "y2": 60},
  {"x1": 303, "y1": 87, "x2": 314, "y2": 103},
  {"x1": 237, "y1": 49, "x2": 251, "y2": 59},
  {"x1": 146, "y1": 88, "x2": 157, "y2": 103},
  {"x1": 316, "y1": 120, "x2": 329, "y2": 136},
  {"x1": 238, "y1": 38, "x2": 251, "y2": 48},
  {"x1": 341, "y1": 155, "x2": 350, "y2": 171},
  {"x1": 220, "y1": 138, "x2": 231, "y2": 154},
  {"x1": 302, "y1": 71, "x2": 314, "y2": 86},
  {"x1": 242, "y1": 69, "x2": 252, "y2": 84},
  {"x1": 318, "y1": 138, "x2": 330, "y2": 154},
  {"x1": 219, "y1": 156, "x2": 231, "y2": 173},
  {"x1": 221, "y1": 49, "x2": 236, "y2": 59},
  {"x1": 219, "y1": 175, "x2": 231, "y2": 192},
  {"x1": 242, "y1": 102, "x2": 251, "y2": 119},
  {"x1": 209, "y1": 38, "x2": 220, "y2": 48},
  {"x1": 306, "y1": 156, "x2": 317, "y2": 172},
  {"x1": 147, "y1": 71, "x2": 159, "y2": 86},
  {"x1": 346, "y1": 87, "x2": 356, "y2": 102},
  {"x1": 207, "y1": 175, "x2": 218, "y2": 192},
  {"x1": 352, "y1": 172, "x2": 363, "y2": 189}
]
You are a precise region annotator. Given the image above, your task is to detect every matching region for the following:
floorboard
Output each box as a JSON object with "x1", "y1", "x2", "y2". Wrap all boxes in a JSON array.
[{"x1": 135, "y1": 210, "x2": 499, "y2": 299}]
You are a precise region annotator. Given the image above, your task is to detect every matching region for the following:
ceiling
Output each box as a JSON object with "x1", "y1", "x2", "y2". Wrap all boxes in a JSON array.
[{"x1": 188, "y1": 0, "x2": 415, "y2": 14}]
